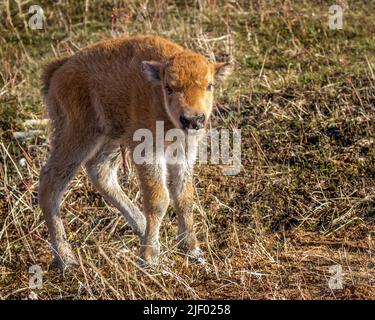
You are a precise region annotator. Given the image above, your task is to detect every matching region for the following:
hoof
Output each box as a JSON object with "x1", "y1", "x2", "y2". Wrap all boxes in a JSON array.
[
  {"x1": 137, "y1": 256, "x2": 159, "y2": 270},
  {"x1": 53, "y1": 254, "x2": 79, "y2": 272},
  {"x1": 187, "y1": 248, "x2": 206, "y2": 265}
]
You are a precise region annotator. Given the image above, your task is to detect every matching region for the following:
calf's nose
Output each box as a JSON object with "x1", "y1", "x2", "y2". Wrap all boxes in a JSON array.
[{"x1": 180, "y1": 113, "x2": 205, "y2": 130}]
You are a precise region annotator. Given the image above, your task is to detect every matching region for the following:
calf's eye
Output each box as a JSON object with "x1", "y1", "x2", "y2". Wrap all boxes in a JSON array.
[
  {"x1": 207, "y1": 83, "x2": 213, "y2": 91},
  {"x1": 165, "y1": 85, "x2": 173, "y2": 95}
]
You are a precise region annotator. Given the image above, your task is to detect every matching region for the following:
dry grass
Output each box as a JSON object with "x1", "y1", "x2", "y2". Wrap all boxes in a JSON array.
[{"x1": 1, "y1": 0, "x2": 375, "y2": 299}]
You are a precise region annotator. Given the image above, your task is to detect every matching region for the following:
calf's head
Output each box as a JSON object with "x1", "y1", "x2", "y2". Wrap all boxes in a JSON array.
[{"x1": 142, "y1": 52, "x2": 233, "y2": 132}]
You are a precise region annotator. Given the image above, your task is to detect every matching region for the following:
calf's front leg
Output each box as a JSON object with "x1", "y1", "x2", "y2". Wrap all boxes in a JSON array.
[
  {"x1": 137, "y1": 163, "x2": 169, "y2": 265},
  {"x1": 168, "y1": 164, "x2": 203, "y2": 260}
]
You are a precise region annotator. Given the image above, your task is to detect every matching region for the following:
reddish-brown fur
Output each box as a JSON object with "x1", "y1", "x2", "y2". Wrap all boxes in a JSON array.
[{"x1": 39, "y1": 35, "x2": 232, "y2": 269}]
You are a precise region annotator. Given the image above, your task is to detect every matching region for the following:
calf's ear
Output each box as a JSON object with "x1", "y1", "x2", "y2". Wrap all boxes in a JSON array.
[
  {"x1": 214, "y1": 61, "x2": 234, "y2": 84},
  {"x1": 142, "y1": 61, "x2": 163, "y2": 83}
]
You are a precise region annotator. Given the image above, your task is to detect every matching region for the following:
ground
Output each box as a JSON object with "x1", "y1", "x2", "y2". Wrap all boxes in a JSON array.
[{"x1": 0, "y1": 0, "x2": 375, "y2": 299}]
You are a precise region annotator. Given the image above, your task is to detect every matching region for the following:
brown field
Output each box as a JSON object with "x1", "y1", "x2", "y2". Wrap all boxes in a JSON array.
[{"x1": 1, "y1": 0, "x2": 375, "y2": 299}]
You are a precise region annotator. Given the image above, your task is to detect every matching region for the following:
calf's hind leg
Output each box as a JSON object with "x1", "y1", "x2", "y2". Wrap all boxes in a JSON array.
[
  {"x1": 85, "y1": 141, "x2": 146, "y2": 238},
  {"x1": 39, "y1": 128, "x2": 102, "y2": 271}
]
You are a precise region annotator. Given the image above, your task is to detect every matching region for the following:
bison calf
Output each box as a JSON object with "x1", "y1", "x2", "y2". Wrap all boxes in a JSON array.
[{"x1": 39, "y1": 35, "x2": 233, "y2": 270}]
